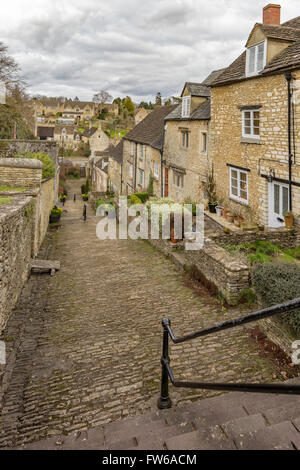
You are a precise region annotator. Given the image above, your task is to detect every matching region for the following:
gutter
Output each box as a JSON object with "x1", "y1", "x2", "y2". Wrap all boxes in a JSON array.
[{"x1": 285, "y1": 71, "x2": 293, "y2": 212}]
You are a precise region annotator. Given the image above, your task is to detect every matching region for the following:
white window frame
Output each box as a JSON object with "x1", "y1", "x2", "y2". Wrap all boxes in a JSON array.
[
  {"x1": 173, "y1": 171, "x2": 184, "y2": 188},
  {"x1": 229, "y1": 167, "x2": 248, "y2": 204},
  {"x1": 130, "y1": 141, "x2": 135, "y2": 156},
  {"x1": 140, "y1": 144, "x2": 145, "y2": 160},
  {"x1": 201, "y1": 132, "x2": 207, "y2": 153},
  {"x1": 246, "y1": 41, "x2": 267, "y2": 77},
  {"x1": 242, "y1": 109, "x2": 260, "y2": 139},
  {"x1": 182, "y1": 96, "x2": 191, "y2": 118},
  {"x1": 139, "y1": 169, "x2": 144, "y2": 186},
  {"x1": 181, "y1": 130, "x2": 189, "y2": 148},
  {"x1": 129, "y1": 164, "x2": 133, "y2": 178},
  {"x1": 154, "y1": 162, "x2": 159, "y2": 180}
]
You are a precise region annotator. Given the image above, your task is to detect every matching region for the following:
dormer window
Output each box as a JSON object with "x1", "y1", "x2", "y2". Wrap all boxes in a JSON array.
[
  {"x1": 182, "y1": 96, "x2": 191, "y2": 118},
  {"x1": 246, "y1": 41, "x2": 266, "y2": 77}
]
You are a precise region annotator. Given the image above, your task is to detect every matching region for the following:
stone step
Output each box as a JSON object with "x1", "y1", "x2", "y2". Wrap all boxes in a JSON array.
[{"x1": 234, "y1": 420, "x2": 300, "y2": 450}]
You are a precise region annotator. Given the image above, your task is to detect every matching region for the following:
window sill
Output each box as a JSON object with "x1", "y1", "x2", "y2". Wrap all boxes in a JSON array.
[
  {"x1": 240, "y1": 137, "x2": 261, "y2": 145},
  {"x1": 229, "y1": 197, "x2": 249, "y2": 207}
]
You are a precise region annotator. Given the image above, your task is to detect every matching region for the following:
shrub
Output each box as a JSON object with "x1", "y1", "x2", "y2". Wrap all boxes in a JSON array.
[
  {"x1": 16, "y1": 152, "x2": 55, "y2": 179},
  {"x1": 130, "y1": 194, "x2": 142, "y2": 205},
  {"x1": 252, "y1": 263, "x2": 300, "y2": 336},
  {"x1": 132, "y1": 192, "x2": 149, "y2": 203}
]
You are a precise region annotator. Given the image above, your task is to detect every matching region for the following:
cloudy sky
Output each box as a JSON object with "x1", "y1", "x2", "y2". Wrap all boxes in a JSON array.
[{"x1": 1, "y1": 0, "x2": 299, "y2": 103}]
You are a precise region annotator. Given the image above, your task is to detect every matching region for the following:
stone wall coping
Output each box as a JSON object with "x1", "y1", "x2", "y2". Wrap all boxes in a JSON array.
[
  {"x1": 0, "y1": 157, "x2": 43, "y2": 169},
  {"x1": 0, "y1": 189, "x2": 39, "y2": 197},
  {"x1": 189, "y1": 241, "x2": 249, "y2": 273},
  {"x1": 0, "y1": 139, "x2": 57, "y2": 146},
  {"x1": 0, "y1": 196, "x2": 33, "y2": 222}
]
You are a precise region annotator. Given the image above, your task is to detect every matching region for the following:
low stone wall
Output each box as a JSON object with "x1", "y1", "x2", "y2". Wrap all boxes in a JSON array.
[
  {"x1": 185, "y1": 242, "x2": 250, "y2": 304},
  {"x1": 259, "y1": 317, "x2": 296, "y2": 357},
  {"x1": 0, "y1": 197, "x2": 34, "y2": 333},
  {"x1": 0, "y1": 139, "x2": 58, "y2": 165},
  {"x1": 0, "y1": 158, "x2": 43, "y2": 188},
  {"x1": 214, "y1": 228, "x2": 299, "y2": 249}
]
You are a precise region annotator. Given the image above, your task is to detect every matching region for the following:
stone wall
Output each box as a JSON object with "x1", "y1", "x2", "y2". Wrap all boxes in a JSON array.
[
  {"x1": 259, "y1": 317, "x2": 296, "y2": 357},
  {"x1": 0, "y1": 197, "x2": 34, "y2": 332},
  {"x1": 0, "y1": 158, "x2": 43, "y2": 188},
  {"x1": 163, "y1": 118, "x2": 209, "y2": 203},
  {"x1": 213, "y1": 227, "x2": 299, "y2": 248},
  {"x1": 185, "y1": 242, "x2": 250, "y2": 304}
]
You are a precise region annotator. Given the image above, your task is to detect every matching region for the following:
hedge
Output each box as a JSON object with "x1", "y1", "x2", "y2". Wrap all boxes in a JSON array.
[
  {"x1": 16, "y1": 152, "x2": 55, "y2": 179},
  {"x1": 252, "y1": 263, "x2": 300, "y2": 336}
]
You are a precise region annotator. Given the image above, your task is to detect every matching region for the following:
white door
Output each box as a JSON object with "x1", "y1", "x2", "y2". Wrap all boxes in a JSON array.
[{"x1": 268, "y1": 181, "x2": 289, "y2": 228}]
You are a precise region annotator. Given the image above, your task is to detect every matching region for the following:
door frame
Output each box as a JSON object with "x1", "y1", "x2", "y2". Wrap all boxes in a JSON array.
[{"x1": 268, "y1": 180, "x2": 289, "y2": 228}]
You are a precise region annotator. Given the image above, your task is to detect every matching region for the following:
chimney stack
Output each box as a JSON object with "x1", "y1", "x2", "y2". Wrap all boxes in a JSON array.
[{"x1": 263, "y1": 4, "x2": 281, "y2": 25}]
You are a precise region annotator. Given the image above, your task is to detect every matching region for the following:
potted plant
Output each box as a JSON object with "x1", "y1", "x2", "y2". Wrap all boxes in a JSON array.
[
  {"x1": 283, "y1": 211, "x2": 294, "y2": 229},
  {"x1": 50, "y1": 206, "x2": 63, "y2": 223},
  {"x1": 227, "y1": 212, "x2": 234, "y2": 223},
  {"x1": 82, "y1": 193, "x2": 89, "y2": 201},
  {"x1": 205, "y1": 168, "x2": 218, "y2": 214}
]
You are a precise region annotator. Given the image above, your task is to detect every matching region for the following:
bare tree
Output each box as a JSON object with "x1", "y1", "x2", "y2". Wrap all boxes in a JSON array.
[
  {"x1": 0, "y1": 42, "x2": 21, "y2": 89},
  {"x1": 93, "y1": 90, "x2": 113, "y2": 104}
]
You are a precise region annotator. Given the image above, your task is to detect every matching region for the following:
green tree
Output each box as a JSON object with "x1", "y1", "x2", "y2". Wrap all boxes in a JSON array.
[
  {"x1": 155, "y1": 92, "x2": 162, "y2": 107},
  {"x1": 122, "y1": 96, "x2": 135, "y2": 116},
  {"x1": 16, "y1": 152, "x2": 55, "y2": 179}
]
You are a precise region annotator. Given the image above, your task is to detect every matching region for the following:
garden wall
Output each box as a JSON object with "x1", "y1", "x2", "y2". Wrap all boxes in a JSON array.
[
  {"x1": 214, "y1": 229, "x2": 299, "y2": 249},
  {"x1": 0, "y1": 196, "x2": 34, "y2": 333},
  {"x1": 185, "y1": 242, "x2": 250, "y2": 304}
]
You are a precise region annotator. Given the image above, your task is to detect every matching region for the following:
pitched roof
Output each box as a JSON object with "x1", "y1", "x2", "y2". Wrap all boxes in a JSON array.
[
  {"x1": 165, "y1": 99, "x2": 211, "y2": 121},
  {"x1": 201, "y1": 68, "x2": 227, "y2": 86},
  {"x1": 37, "y1": 126, "x2": 54, "y2": 138},
  {"x1": 95, "y1": 142, "x2": 123, "y2": 164},
  {"x1": 123, "y1": 105, "x2": 176, "y2": 149},
  {"x1": 54, "y1": 125, "x2": 75, "y2": 134},
  {"x1": 212, "y1": 18, "x2": 300, "y2": 87},
  {"x1": 181, "y1": 83, "x2": 210, "y2": 97},
  {"x1": 82, "y1": 127, "x2": 97, "y2": 138}
]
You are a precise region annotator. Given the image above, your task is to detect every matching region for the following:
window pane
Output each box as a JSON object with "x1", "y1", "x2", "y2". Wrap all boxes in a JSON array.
[
  {"x1": 231, "y1": 170, "x2": 238, "y2": 179},
  {"x1": 274, "y1": 184, "x2": 280, "y2": 214},
  {"x1": 240, "y1": 172, "x2": 247, "y2": 182},
  {"x1": 249, "y1": 47, "x2": 255, "y2": 73},
  {"x1": 240, "y1": 190, "x2": 247, "y2": 200},
  {"x1": 257, "y1": 43, "x2": 265, "y2": 71},
  {"x1": 231, "y1": 186, "x2": 238, "y2": 196},
  {"x1": 244, "y1": 126, "x2": 251, "y2": 135},
  {"x1": 244, "y1": 112, "x2": 251, "y2": 119},
  {"x1": 282, "y1": 187, "x2": 289, "y2": 213}
]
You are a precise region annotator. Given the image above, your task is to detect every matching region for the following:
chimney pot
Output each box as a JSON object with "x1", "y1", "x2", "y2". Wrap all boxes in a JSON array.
[{"x1": 263, "y1": 4, "x2": 281, "y2": 25}]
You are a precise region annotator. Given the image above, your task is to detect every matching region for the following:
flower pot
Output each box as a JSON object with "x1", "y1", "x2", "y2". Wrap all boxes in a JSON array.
[
  {"x1": 216, "y1": 206, "x2": 223, "y2": 217},
  {"x1": 170, "y1": 227, "x2": 178, "y2": 244},
  {"x1": 222, "y1": 208, "x2": 228, "y2": 219},
  {"x1": 284, "y1": 215, "x2": 294, "y2": 229},
  {"x1": 258, "y1": 225, "x2": 265, "y2": 232},
  {"x1": 208, "y1": 202, "x2": 217, "y2": 214},
  {"x1": 82, "y1": 196, "x2": 89, "y2": 202},
  {"x1": 227, "y1": 213, "x2": 234, "y2": 223},
  {"x1": 50, "y1": 214, "x2": 61, "y2": 223}
]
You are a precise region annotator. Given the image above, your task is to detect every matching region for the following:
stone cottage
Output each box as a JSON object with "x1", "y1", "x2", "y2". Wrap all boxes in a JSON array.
[
  {"x1": 82, "y1": 124, "x2": 110, "y2": 157},
  {"x1": 162, "y1": 70, "x2": 224, "y2": 203},
  {"x1": 122, "y1": 105, "x2": 176, "y2": 196},
  {"x1": 210, "y1": 3, "x2": 300, "y2": 227}
]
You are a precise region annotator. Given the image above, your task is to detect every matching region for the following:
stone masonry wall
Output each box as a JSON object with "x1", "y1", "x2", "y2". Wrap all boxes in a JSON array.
[
  {"x1": 0, "y1": 140, "x2": 58, "y2": 166},
  {"x1": 0, "y1": 197, "x2": 34, "y2": 333},
  {"x1": 210, "y1": 71, "x2": 300, "y2": 225},
  {"x1": 0, "y1": 158, "x2": 42, "y2": 188},
  {"x1": 185, "y1": 242, "x2": 250, "y2": 304}
]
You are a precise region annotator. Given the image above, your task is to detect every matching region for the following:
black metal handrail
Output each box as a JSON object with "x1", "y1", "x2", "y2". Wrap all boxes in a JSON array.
[{"x1": 158, "y1": 298, "x2": 300, "y2": 409}]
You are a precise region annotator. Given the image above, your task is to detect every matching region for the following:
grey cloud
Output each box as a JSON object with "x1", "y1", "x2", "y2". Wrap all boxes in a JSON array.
[{"x1": 1, "y1": 0, "x2": 300, "y2": 101}]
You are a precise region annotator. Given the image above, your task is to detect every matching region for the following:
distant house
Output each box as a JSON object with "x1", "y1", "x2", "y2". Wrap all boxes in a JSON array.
[
  {"x1": 32, "y1": 97, "x2": 97, "y2": 121},
  {"x1": 82, "y1": 124, "x2": 110, "y2": 156},
  {"x1": 97, "y1": 103, "x2": 119, "y2": 116},
  {"x1": 37, "y1": 126, "x2": 54, "y2": 141},
  {"x1": 0, "y1": 81, "x2": 6, "y2": 105},
  {"x1": 91, "y1": 141, "x2": 123, "y2": 195},
  {"x1": 53, "y1": 125, "x2": 81, "y2": 150},
  {"x1": 122, "y1": 105, "x2": 176, "y2": 196}
]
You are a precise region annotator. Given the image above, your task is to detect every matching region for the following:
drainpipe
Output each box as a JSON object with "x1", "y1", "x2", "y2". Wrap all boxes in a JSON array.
[
  {"x1": 134, "y1": 142, "x2": 137, "y2": 192},
  {"x1": 285, "y1": 71, "x2": 293, "y2": 212},
  {"x1": 161, "y1": 122, "x2": 167, "y2": 197}
]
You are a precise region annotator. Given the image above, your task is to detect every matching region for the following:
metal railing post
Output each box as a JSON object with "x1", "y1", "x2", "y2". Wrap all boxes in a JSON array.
[{"x1": 157, "y1": 318, "x2": 172, "y2": 410}]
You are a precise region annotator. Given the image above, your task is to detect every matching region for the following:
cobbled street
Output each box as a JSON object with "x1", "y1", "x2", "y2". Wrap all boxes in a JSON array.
[{"x1": 0, "y1": 179, "x2": 278, "y2": 448}]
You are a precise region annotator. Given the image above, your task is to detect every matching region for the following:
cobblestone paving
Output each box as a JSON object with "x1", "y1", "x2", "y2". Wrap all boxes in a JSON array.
[{"x1": 0, "y1": 179, "x2": 278, "y2": 447}]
